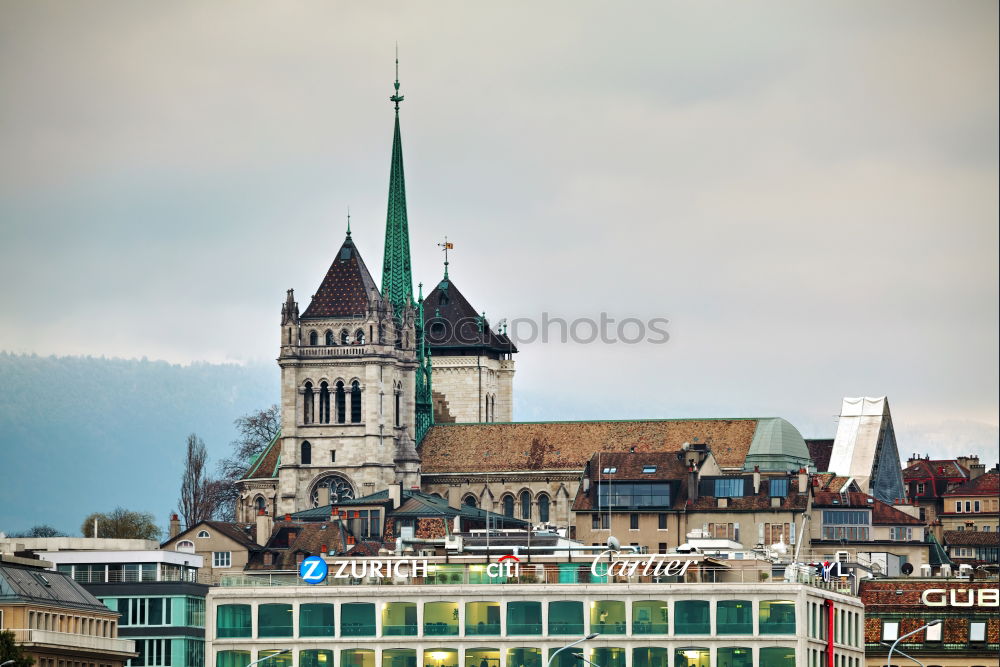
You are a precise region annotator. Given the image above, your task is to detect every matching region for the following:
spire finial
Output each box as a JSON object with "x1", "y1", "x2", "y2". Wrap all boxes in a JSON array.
[
  {"x1": 390, "y1": 43, "x2": 404, "y2": 112},
  {"x1": 346, "y1": 206, "x2": 351, "y2": 237},
  {"x1": 437, "y1": 236, "x2": 453, "y2": 279}
]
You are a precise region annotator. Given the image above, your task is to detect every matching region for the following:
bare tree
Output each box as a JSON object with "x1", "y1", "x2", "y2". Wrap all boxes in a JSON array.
[
  {"x1": 178, "y1": 433, "x2": 218, "y2": 527},
  {"x1": 215, "y1": 405, "x2": 281, "y2": 521}
]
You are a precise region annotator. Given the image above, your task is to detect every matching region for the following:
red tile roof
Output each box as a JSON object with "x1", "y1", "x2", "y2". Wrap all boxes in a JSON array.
[
  {"x1": 813, "y1": 492, "x2": 923, "y2": 525},
  {"x1": 902, "y1": 458, "x2": 969, "y2": 482},
  {"x1": 420, "y1": 419, "x2": 760, "y2": 473},
  {"x1": 944, "y1": 472, "x2": 999, "y2": 497},
  {"x1": 943, "y1": 529, "x2": 1000, "y2": 547}
]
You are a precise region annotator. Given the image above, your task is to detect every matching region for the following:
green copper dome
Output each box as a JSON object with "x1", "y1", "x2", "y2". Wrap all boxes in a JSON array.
[{"x1": 743, "y1": 417, "x2": 814, "y2": 472}]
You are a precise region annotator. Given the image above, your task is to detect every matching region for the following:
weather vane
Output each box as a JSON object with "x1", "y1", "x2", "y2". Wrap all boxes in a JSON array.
[
  {"x1": 390, "y1": 43, "x2": 404, "y2": 112},
  {"x1": 438, "y1": 236, "x2": 454, "y2": 278}
]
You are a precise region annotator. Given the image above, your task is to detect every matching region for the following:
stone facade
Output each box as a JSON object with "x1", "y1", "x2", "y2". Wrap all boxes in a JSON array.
[{"x1": 429, "y1": 355, "x2": 515, "y2": 423}]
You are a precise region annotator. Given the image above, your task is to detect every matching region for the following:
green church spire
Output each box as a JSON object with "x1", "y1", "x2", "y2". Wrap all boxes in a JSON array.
[{"x1": 381, "y1": 51, "x2": 413, "y2": 313}]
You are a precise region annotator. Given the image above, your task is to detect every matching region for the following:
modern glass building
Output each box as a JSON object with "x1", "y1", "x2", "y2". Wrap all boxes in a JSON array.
[
  {"x1": 206, "y1": 558, "x2": 864, "y2": 667},
  {"x1": 40, "y1": 550, "x2": 209, "y2": 667}
]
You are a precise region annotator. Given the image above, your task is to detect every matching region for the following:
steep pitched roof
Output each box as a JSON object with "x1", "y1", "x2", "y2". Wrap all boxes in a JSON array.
[
  {"x1": 420, "y1": 419, "x2": 761, "y2": 473},
  {"x1": 242, "y1": 432, "x2": 281, "y2": 480},
  {"x1": 805, "y1": 439, "x2": 834, "y2": 472},
  {"x1": 301, "y1": 234, "x2": 380, "y2": 319},
  {"x1": 943, "y1": 472, "x2": 999, "y2": 497},
  {"x1": 902, "y1": 458, "x2": 970, "y2": 482},
  {"x1": 422, "y1": 276, "x2": 516, "y2": 353}
]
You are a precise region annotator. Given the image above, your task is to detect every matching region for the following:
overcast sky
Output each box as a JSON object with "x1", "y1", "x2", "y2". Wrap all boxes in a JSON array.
[{"x1": 1, "y1": 2, "x2": 997, "y2": 464}]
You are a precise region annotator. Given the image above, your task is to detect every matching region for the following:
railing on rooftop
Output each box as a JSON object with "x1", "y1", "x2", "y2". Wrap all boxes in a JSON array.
[{"x1": 6, "y1": 629, "x2": 136, "y2": 655}]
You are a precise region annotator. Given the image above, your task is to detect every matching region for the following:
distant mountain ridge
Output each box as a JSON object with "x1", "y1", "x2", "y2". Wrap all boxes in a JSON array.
[{"x1": 0, "y1": 352, "x2": 278, "y2": 536}]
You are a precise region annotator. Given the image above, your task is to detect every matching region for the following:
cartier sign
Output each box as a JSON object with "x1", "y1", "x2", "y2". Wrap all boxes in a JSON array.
[{"x1": 920, "y1": 588, "x2": 999, "y2": 607}]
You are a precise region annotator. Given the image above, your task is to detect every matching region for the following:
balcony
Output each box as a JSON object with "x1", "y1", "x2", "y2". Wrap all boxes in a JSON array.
[{"x1": 7, "y1": 629, "x2": 135, "y2": 657}]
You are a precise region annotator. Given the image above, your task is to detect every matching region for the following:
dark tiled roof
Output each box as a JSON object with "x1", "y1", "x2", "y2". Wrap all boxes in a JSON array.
[
  {"x1": 301, "y1": 235, "x2": 380, "y2": 319},
  {"x1": 944, "y1": 530, "x2": 1000, "y2": 547},
  {"x1": 805, "y1": 439, "x2": 834, "y2": 472},
  {"x1": 421, "y1": 419, "x2": 760, "y2": 473},
  {"x1": 291, "y1": 489, "x2": 527, "y2": 527},
  {"x1": 247, "y1": 521, "x2": 345, "y2": 569},
  {"x1": 201, "y1": 521, "x2": 262, "y2": 550},
  {"x1": 902, "y1": 458, "x2": 970, "y2": 482},
  {"x1": 572, "y1": 451, "x2": 689, "y2": 512},
  {"x1": 422, "y1": 277, "x2": 516, "y2": 353},
  {"x1": 687, "y1": 488, "x2": 809, "y2": 512},
  {"x1": 944, "y1": 472, "x2": 999, "y2": 497},
  {"x1": 871, "y1": 501, "x2": 924, "y2": 526},
  {"x1": 813, "y1": 474, "x2": 856, "y2": 492},
  {"x1": 813, "y1": 492, "x2": 923, "y2": 525},
  {"x1": 242, "y1": 432, "x2": 280, "y2": 480},
  {"x1": 0, "y1": 563, "x2": 112, "y2": 613}
]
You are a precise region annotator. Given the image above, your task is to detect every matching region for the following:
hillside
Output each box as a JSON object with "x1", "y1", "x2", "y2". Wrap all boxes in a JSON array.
[{"x1": 0, "y1": 352, "x2": 278, "y2": 536}]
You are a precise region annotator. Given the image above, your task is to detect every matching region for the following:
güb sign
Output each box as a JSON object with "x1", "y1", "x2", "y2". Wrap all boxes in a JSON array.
[{"x1": 920, "y1": 588, "x2": 999, "y2": 607}]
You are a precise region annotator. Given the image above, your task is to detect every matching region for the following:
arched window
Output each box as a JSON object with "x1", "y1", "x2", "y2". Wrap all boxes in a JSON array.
[
  {"x1": 175, "y1": 540, "x2": 195, "y2": 553},
  {"x1": 309, "y1": 330, "x2": 318, "y2": 346},
  {"x1": 325, "y1": 330, "x2": 334, "y2": 346},
  {"x1": 394, "y1": 385, "x2": 401, "y2": 427},
  {"x1": 310, "y1": 474, "x2": 355, "y2": 507},
  {"x1": 301, "y1": 440, "x2": 312, "y2": 465},
  {"x1": 537, "y1": 494, "x2": 550, "y2": 524},
  {"x1": 335, "y1": 381, "x2": 346, "y2": 424},
  {"x1": 491, "y1": 395, "x2": 497, "y2": 421},
  {"x1": 502, "y1": 495, "x2": 515, "y2": 518},
  {"x1": 484, "y1": 395, "x2": 490, "y2": 423},
  {"x1": 350, "y1": 381, "x2": 362, "y2": 423},
  {"x1": 197, "y1": 530, "x2": 210, "y2": 538},
  {"x1": 303, "y1": 382, "x2": 314, "y2": 424},
  {"x1": 463, "y1": 495, "x2": 478, "y2": 508},
  {"x1": 340, "y1": 329, "x2": 349, "y2": 345},
  {"x1": 354, "y1": 329, "x2": 365, "y2": 345},
  {"x1": 254, "y1": 497, "x2": 267, "y2": 514},
  {"x1": 520, "y1": 490, "x2": 532, "y2": 520},
  {"x1": 319, "y1": 381, "x2": 330, "y2": 424}
]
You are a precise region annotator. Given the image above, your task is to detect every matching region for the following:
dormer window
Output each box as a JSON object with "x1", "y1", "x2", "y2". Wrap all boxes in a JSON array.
[
  {"x1": 602, "y1": 467, "x2": 617, "y2": 474},
  {"x1": 197, "y1": 530, "x2": 210, "y2": 539},
  {"x1": 642, "y1": 465, "x2": 657, "y2": 474}
]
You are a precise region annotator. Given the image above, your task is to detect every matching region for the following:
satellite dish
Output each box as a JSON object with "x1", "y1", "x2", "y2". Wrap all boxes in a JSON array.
[
  {"x1": 901, "y1": 562, "x2": 914, "y2": 576},
  {"x1": 607, "y1": 536, "x2": 621, "y2": 552}
]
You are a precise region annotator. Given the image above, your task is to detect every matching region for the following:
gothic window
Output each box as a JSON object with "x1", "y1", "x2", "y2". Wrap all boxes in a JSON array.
[
  {"x1": 354, "y1": 329, "x2": 365, "y2": 345},
  {"x1": 325, "y1": 330, "x2": 334, "y2": 346},
  {"x1": 335, "y1": 381, "x2": 346, "y2": 424},
  {"x1": 520, "y1": 490, "x2": 532, "y2": 520},
  {"x1": 310, "y1": 474, "x2": 355, "y2": 507},
  {"x1": 350, "y1": 381, "x2": 362, "y2": 423},
  {"x1": 394, "y1": 385, "x2": 401, "y2": 427},
  {"x1": 301, "y1": 441, "x2": 312, "y2": 465},
  {"x1": 319, "y1": 382, "x2": 331, "y2": 424},
  {"x1": 502, "y1": 495, "x2": 515, "y2": 518},
  {"x1": 254, "y1": 497, "x2": 267, "y2": 514},
  {"x1": 309, "y1": 330, "x2": 318, "y2": 346},
  {"x1": 303, "y1": 382, "x2": 314, "y2": 424},
  {"x1": 484, "y1": 395, "x2": 490, "y2": 423},
  {"x1": 492, "y1": 396, "x2": 497, "y2": 421},
  {"x1": 463, "y1": 495, "x2": 478, "y2": 508},
  {"x1": 340, "y1": 329, "x2": 349, "y2": 345},
  {"x1": 537, "y1": 494, "x2": 550, "y2": 523}
]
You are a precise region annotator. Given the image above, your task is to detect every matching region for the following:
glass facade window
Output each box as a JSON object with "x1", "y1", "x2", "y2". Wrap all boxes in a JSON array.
[
  {"x1": 424, "y1": 602, "x2": 458, "y2": 636},
  {"x1": 589, "y1": 600, "x2": 625, "y2": 634},
  {"x1": 760, "y1": 647, "x2": 796, "y2": 667},
  {"x1": 674, "y1": 600, "x2": 710, "y2": 634},
  {"x1": 299, "y1": 650, "x2": 333, "y2": 667},
  {"x1": 716, "y1": 599, "x2": 752, "y2": 634},
  {"x1": 185, "y1": 596, "x2": 205, "y2": 628},
  {"x1": 632, "y1": 600, "x2": 668, "y2": 634},
  {"x1": 506, "y1": 601, "x2": 541, "y2": 635},
  {"x1": 259, "y1": 650, "x2": 292, "y2": 667},
  {"x1": 770, "y1": 478, "x2": 789, "y2": 497},
  {"x1": 673, "y1": 648, "x2": 709, "y2": 667},
  {"x1": 632, "y1": 648, "x2": 668, "y2": 667},
  {"x1": 465, "y1": 648, "x2": 499, "y2": 667},
  {"x1": 759, "y1": 600, "x2": 796, "y2": 634},
  {"x1": 713, "y1": 478, "x2": 744, "y2": 497},
  {"x1": 383, "y1": 602, "x2": 417, "y2": 636},
  {"x1": 300, "y1": 603, "x2": 334, "y2": 637},
  {"x1": 341, "y1": 602, "x2": 376, "y2": 637},
  {"x1": 597, "y1": 482, "x2": 671, "y2": 508},
  {"x1": 216, "y1": 604, "x2": 251, "y2": 638},
  {"x1": 216, "y1": 651, "x2": 250, "y2": 667},
  {"x1": 341, "y1": 649, "x2": 375, "y2": 667},
  {"x1": 590, "y1": 648, "x2": 625, "y2": 667},
  {"x1": 382, "y1": 649, "x2": 416, "y2": 667},
  {"x1": 465, "y1": 601, "x2": 500, "y2": 635},
  {"x1": 718, "y1": 648, "x2": 753, "y2": 667},
  {"x1": 548, "y1": 601, "x2": 583, "y2": 635},
  {"x1": 257, "y1": 603, "x2": 292, "y2": 637},
  {"x1": 821, "y1": 510, "x2": 871, "y2": 540},
  {"x1": 507, "y1": 648, "x2": 541, "y2": 667},
  {"x1": 423, "y1": 649, "x2": 458, "y2": 667}
]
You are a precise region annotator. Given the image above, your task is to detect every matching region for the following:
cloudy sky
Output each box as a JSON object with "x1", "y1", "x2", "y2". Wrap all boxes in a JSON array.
[{"x1": 1, "y1": 2, "x2": 997, "y2": 462}]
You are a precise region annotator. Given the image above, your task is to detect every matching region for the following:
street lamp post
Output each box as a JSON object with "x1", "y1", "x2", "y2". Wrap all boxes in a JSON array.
[
  {"x1": 547, "y1": 634, "x2": 599, "y2": 667},
  {"x1": 3, "y1": 659, "x2": 19, "y2": 667},
  {"x1": 245, "y1": 649, "x2": 292, "y2": 667},
  {"x1": 879, "y1": 642, "x2": 923, "y2": 667},
  {"x1": 888, "y1": 620, "x2": 941, "y2": 667}
]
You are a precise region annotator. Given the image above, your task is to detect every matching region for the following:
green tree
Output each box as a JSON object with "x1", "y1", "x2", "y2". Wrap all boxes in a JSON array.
[
  {"x1": 0, "y1": 629, "x2": 35, "y2": 667},
  {"x1": 215, "y1": 405, "x2": 280, "y2": 521},
  {"x1": 80, "y1": 507, "x2": 160, "y2": 540}
]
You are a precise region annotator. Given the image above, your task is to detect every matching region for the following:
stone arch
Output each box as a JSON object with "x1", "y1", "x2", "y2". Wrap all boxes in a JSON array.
[{"x1": 308, "y1": 473, "x2": 356, "y2": 507}]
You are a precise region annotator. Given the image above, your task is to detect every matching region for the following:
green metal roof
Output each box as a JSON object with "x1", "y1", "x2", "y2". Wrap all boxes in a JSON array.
[{"x1": 743, "y1": 417, "x2": 813, "y2": 472}]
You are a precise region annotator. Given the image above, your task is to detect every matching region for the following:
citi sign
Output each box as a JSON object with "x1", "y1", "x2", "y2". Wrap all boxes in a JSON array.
[
  {"x1": 920, "y1": 588, "x2": 999, "y2": 607},
  {"x1": 486, "y1": 554, "x2": 520, "y2": 578}
]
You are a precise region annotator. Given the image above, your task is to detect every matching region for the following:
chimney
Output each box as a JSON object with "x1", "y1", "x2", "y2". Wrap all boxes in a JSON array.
[
  {"x1": 753, "y1": 466, "x2": 761, "y2": 494},
  {"x1": 320, "y1": 544, "x2": 328, "y2": 554},
  {"x1": 388, "y1": 483, "x2": 402, "y2": 509},
  {"x1": 797, "y1": 468, "x2": 808, "y2": 493},
  {"x1": 317, "y1": 486, "x2": 331, "y2": 507},
  {"x1": 688, "y1": 466, "x2": 699, "y2": 503},
  {"x1": 446, "y1": 486, "x2": 461, "y2": 510},
  {"x1": 168, "y1": 514, "x2": 181, "y2": 539},
  {"x1": 906, "y1": 453, "x2": 922, "y2": 467},
  {"x1": 256, "y1": 510, "x2": 273, "y2": 547}
]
